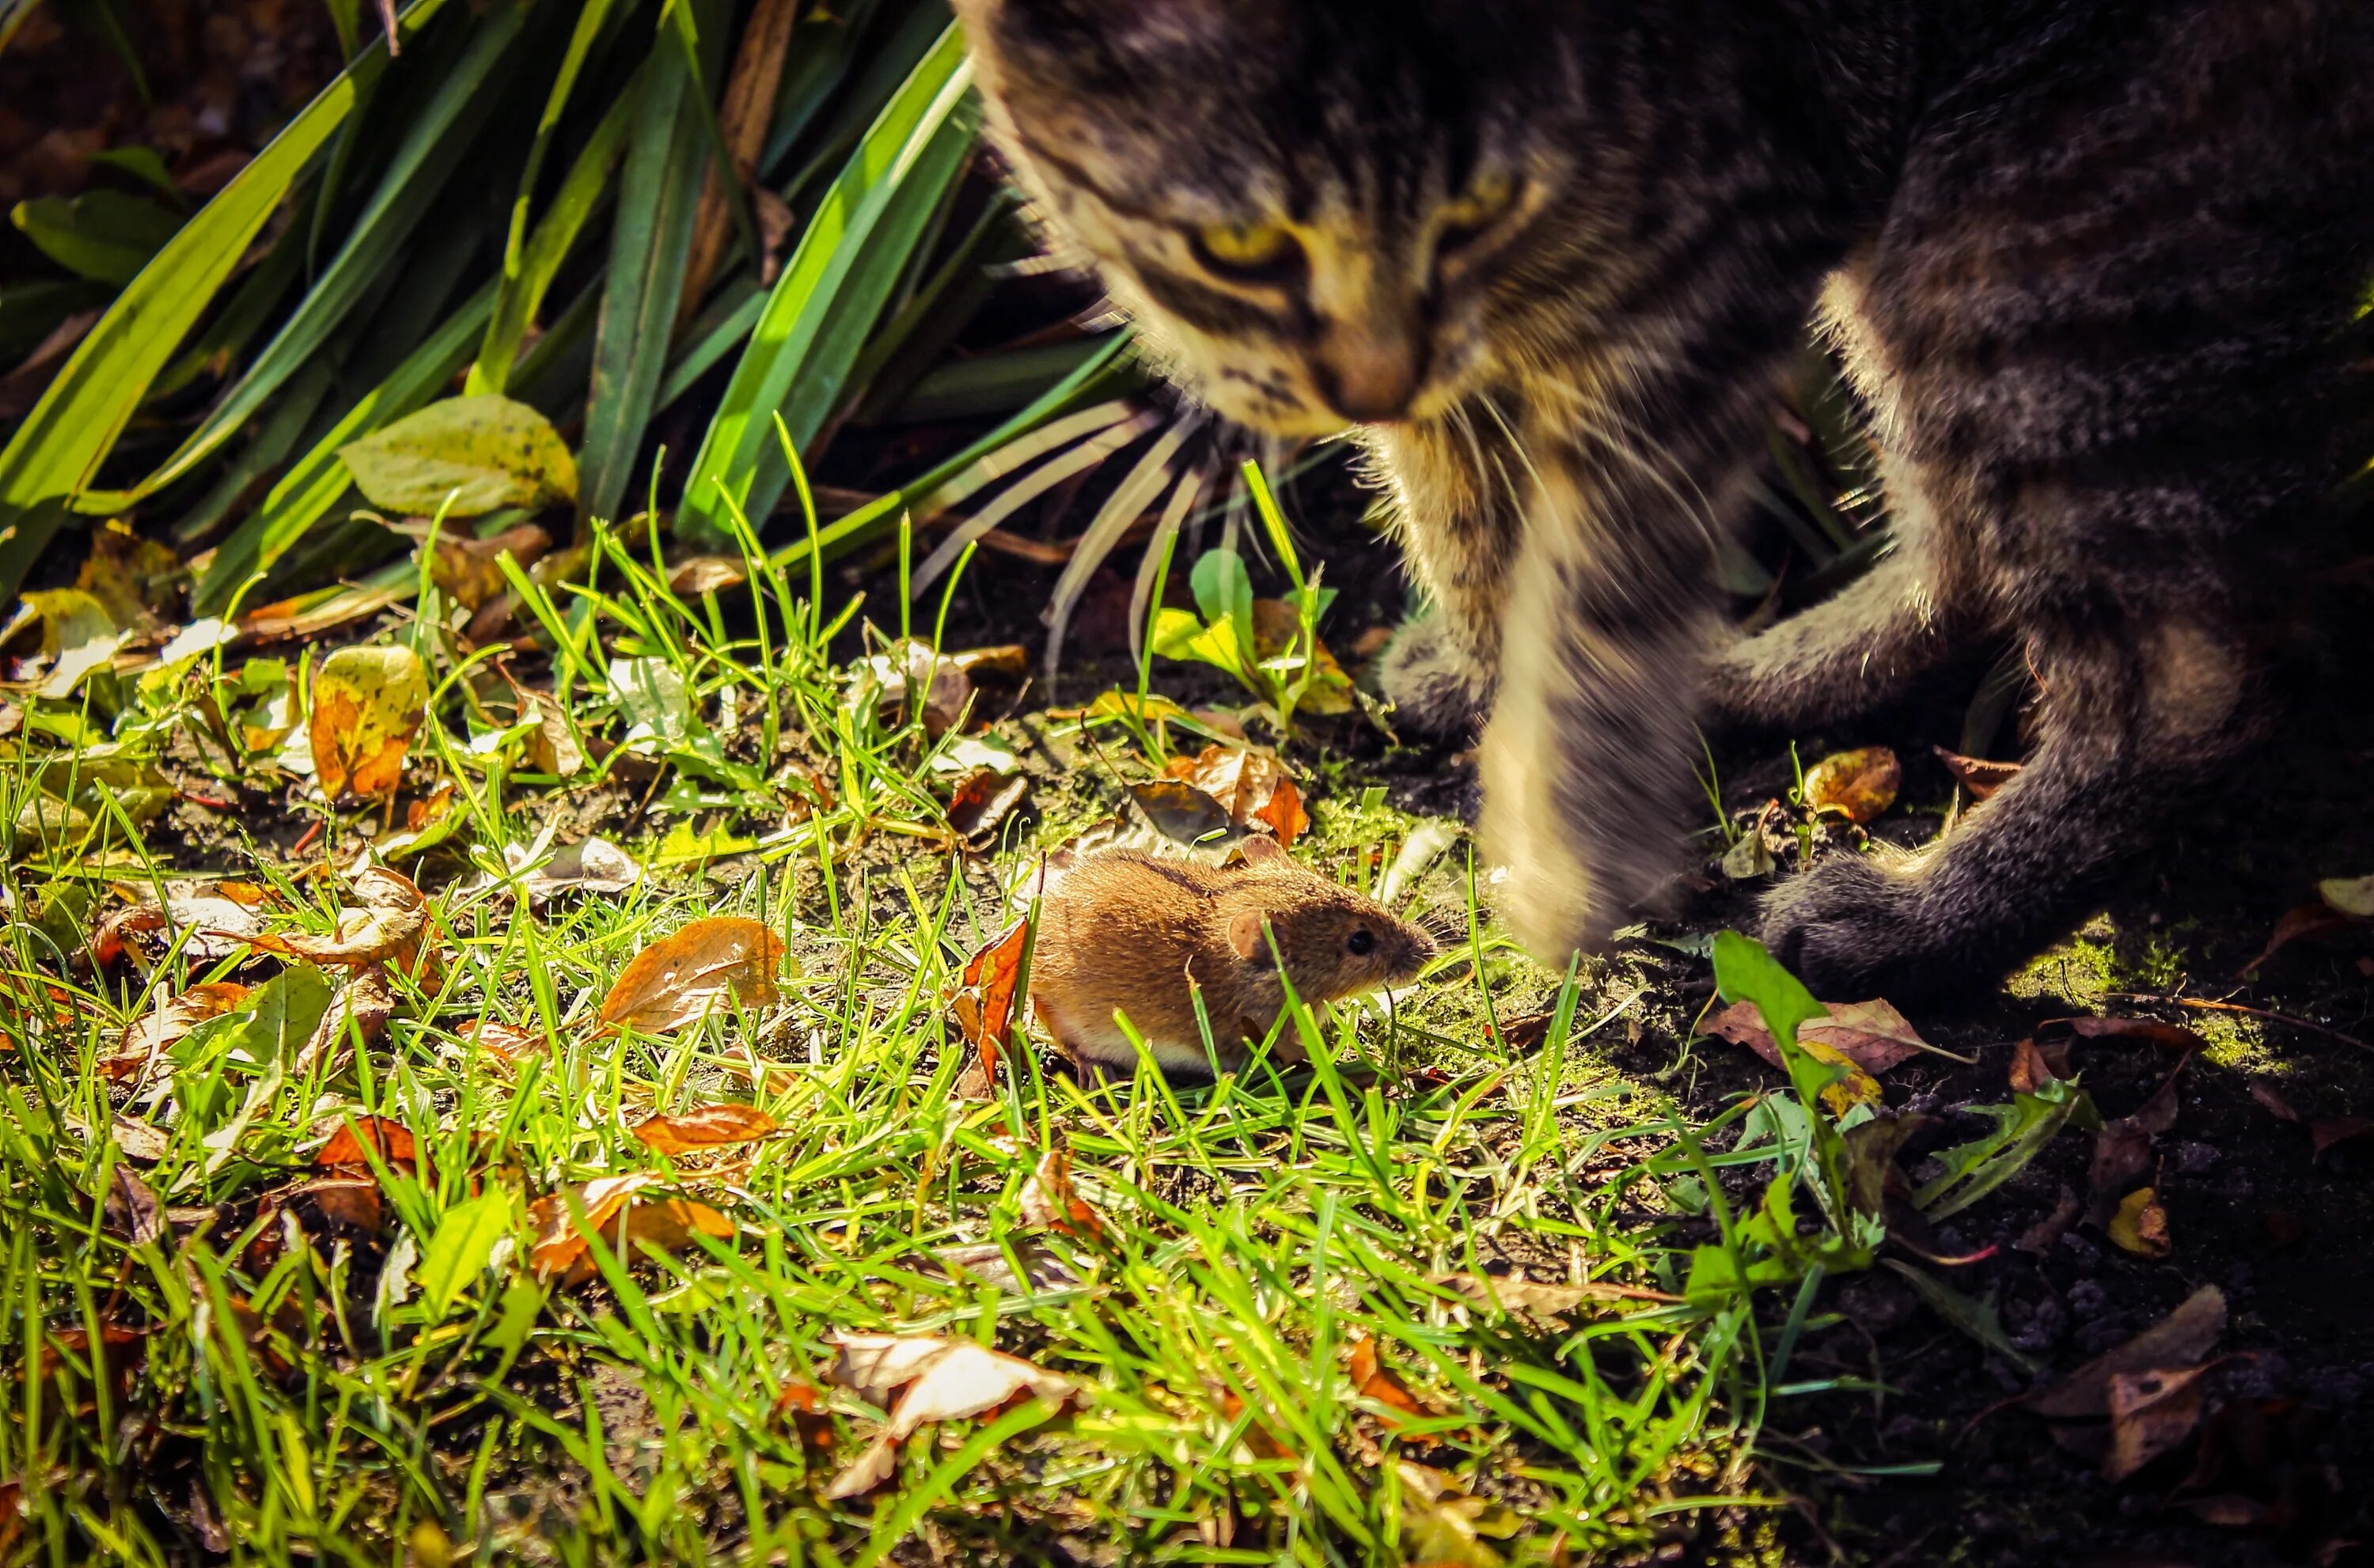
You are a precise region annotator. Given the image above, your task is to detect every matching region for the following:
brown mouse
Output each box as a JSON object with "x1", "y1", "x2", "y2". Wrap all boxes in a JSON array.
[{"x1": 1026, "y1": 836, "x2": 1436, "y2": 1078}]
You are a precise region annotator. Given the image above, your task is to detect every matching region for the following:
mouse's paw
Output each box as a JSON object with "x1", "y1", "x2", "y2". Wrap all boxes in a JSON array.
[{"x1": 1377, "y1": 609, "x2": 1495, "y2": 737}]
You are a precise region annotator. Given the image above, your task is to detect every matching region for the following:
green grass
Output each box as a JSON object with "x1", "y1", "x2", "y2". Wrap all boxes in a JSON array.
[{"x1": 0, "y1": 501, "x2": 1827, "y2": 1567}]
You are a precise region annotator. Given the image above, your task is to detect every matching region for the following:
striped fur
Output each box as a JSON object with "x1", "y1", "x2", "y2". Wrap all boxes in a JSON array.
[{"x1": 957, "y1": 0, "x2": 2374, "y2": 993}]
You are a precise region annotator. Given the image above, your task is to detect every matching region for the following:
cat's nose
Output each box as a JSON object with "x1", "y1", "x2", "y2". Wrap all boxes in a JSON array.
[{"x1": 1314, "y1": 334, "x2": 1426, "y2": 422}]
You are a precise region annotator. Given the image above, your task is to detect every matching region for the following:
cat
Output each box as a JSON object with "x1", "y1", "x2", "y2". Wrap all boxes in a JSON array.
[{"x1": 950, "y1": 0, "x2": 2374, "y2": 994}]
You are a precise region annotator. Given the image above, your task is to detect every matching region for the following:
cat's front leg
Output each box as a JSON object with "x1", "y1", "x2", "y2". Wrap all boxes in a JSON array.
[
  {"x1": 1762, "y1": 614, "x2": 2261, "y2": 994},
  {"x1": 1358, "y1": 409, "x2": 1526, "y2": 737}
]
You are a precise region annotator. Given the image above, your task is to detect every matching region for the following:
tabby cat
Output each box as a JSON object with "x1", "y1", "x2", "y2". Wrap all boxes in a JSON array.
[{"x1": 952, "y1": 0, "x2": 2374, "y2": 993}]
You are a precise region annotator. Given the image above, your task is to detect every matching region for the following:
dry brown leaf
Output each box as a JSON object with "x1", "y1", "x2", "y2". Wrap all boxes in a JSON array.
[
  {"x1": 1347, "y1": 1331, "x2": 1426, "y2": 1426},
  {"x1": 2014, "y1": 1184, "x2": 2084, "y2": 1256},
  {"x1": 102, "y1": 1165, "x2": 161, "y2": 1247},
  {"x1": 599, "y1": 917, "x2": 784, "y2": 1034},
  {"x1": 294, "y1": 1177, "x2": 383, "y2": 1236},
  {"x1": 1168, "y1": 744, "x2": 1309, "y2": 849},
  {"x1": 2008, "y1": 1036, "x2": 2060, "y2": 1094},
  {"x1": 2107, "y1": 1187, "x2": 2173, "y2": 1257},
  {"x1": 526, "y1": 1175, "x2": 730, "y2": 1282},
  {"x1": 93, "y1": 889, "x2": 262, "y2": 966},
  {"x1": 675, "y1": 0, "x2": 801, "y2": 326},
  {"x1": 2104, "y1": 1364, "x2": 2212, "y2": 1482},
  {"x1": 2087, "y1": 1058, "x2": 2186, "y2": 1227},
  {"x1": 2060, "y1": 1016, "x2": 2206, "y2": 1051},
  {"x1": 293, "y1": 968, "x2": 398, "y2": 1075},
  {"x1": 1803, "y1": 745, "x2": 1901, "y2": 824},
  {"x1": 630, "y1": 1104, "x2": 779, "y2": 1156},
  {"x1": 109, "y1": 1115, "x2": 169, "y2": 1163},
  {"x1": 458, "y1": 1017, "x2": 545, "y2": 1063},
  {"x1": 1932, "y1": 746, "x2": 2022, "y2": 800},
  {"x1": 241, "y1": 867, "x2": 429, "y2": 969},
  {"x1": 946, "y1": 768, "x2": 1029, "y2": 846},
  {"x1": 2023, "y1": 1286, "x2": 2226, "y2": 1420},
  {"x1": 2310, "y1": 1116, "x2": 2373, "y2": 1155},
  {"x1": 314, "y1": 1115, "x2": 418, "y2": 1173},
  {"x1": 105, "y1": 980, "x2": 251, "y2": 1078},
  {"x1": 1701, "y1": 996, "x2": 1932, "y2": 1075},
  {"x1": 950, "y1": 915, "x2": 1030, "y2": 1097},
  {"x1": 515, "y1": 835, "x2": 640, "y2": 905},
  {"x1": 821, "y1": 1331, "x2": 1079, "y2": 1500},
  {"x1": 668, "y1": 556, "x2": 747, "y2": 597},
  {"x1": 1128, "y1": 778, "x2": 1232, "y2": 843},
  {"x1": 1430, "y1": 1271, "x2": 1681, "y2": 1319},
  {"x1": 422, "y1": 522, "x2": 550, "y2": 610},
  {"x1": 309, "y1": 645, "x2": 429, "y2": 802},
  {"x1": 2249, "y1": 1080, "x2": 2301, "y2": 1122},
  {"x1": 2239, "y1": 901, "x2": 2361, "y2": 976},
  {"x1": 1017, "y1": 1147, "x2": 1103, "y2": 1240}
]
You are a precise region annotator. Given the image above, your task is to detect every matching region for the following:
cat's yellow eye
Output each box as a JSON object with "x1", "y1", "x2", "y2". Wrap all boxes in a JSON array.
[
  {"x1": 1438, "y1": 169, "x2": 1521, "y2": 254},
  {"x1": 1192, "y1": 220, "x2": 1300, "y2": 279}
]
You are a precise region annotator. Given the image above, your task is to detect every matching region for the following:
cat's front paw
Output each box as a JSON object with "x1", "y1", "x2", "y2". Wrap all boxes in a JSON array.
[
  {"x1": 1377, "y1": 611, "x2": 1494, "y2": 737},
  {"x1": 1758, "y1": 856, "x2": 1945, "y2": 996}
]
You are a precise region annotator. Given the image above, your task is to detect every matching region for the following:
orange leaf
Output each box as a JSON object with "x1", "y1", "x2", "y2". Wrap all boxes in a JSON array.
[
  {"x1": 1017, "y1": 1147, "x2": 1103, "y2": 1240},
  {"x1": 1802, "y1": 746, "x2": 1900, "y2": 824},
  {"x1": 951, "y1": 915, "x2": 1030, "y2": 1093},
  {"x1": 1932, "y1": 746, "x2": 2021, "y2": 801},
  {"x1": 630, "y1": 1104, "x2": 780, "y2": 1156},
  {"x1": 525, "y1": 1172, "x2": 654, "y2": 1279},
  {"x1": 1176, "y1": 744, "x2": 1308, "y2": 849},
  {"x1": 309, "y1": 645, "x2": 429, "y2": 803},
  {"x1": 1347, "y1": 1331, "x2": 1426, "y2": 1426},
  {"x1": 459, "y1": 1017, "x2": 544, "y2": 1063},
  {"x1": 314, "y1": 1115, "x2": 419, "y2": 1172},
  {"x1": 238, "y1": 867, "x2": 430, "y2": 968},
  {"x1": 104, "y1": 981, "x2": 250, "y2": 1079},
  {"x1": 600, "y1": 917, "x2": 784, "y2": 1034}
]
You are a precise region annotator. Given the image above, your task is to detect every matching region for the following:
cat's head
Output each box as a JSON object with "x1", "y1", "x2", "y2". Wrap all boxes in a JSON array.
[{"x1": 954, "y1": 0, "x2": 1606, "y2": 435}]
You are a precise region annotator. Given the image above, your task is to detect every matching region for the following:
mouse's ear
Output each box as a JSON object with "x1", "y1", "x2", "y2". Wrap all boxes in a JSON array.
[
  {"x1": 1235, "y1": 835, "x2": 1289, "y2": 869},
  {"x1": 1227, "y1": 909, "x2": 1271, "y2": 964}
]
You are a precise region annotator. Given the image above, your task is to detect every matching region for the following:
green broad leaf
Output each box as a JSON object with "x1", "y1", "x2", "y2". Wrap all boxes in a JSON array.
[
  {"x1": 339, "y1": 395, "x2": 578, "y2": 517},
  {"x1": 468, "y1": 0, "x2": 629, "y2": 395},
  {"x1": 193, "y1": 282, "x2": 495, "y2": 613},
  {"x1": 0, "y1": 1, "x2": 437, "y2": 600},
  {"x1": 675, "y1": 23, "x2": 974, "y2": 547},
  {"x1": 417, "y1": 1190, "x2": 518, "y2": 1317},
  {"x1": 578, "y1": 44, "x2": 710, "y2": 525},
  {"x1": 122, "y1": 0, "x2": 522, "y2": 503},
  {"x1": 85, "y1": 146, "x2": 181, "y2": 202},
  {"x1": 1189, "y1": 547, "x2": 1256, "y2": 665},
  {"x1": 1913, "y1": 1076, "x2": 2092, "y2": 1221},
  {"x1": 1148, "y1": 607, "x2": 1208, "y2": 662},
  {"x1": 179, "y1": 964, "x2": 336, "y2": 1071},
  {"x1": 11, "y1": 190, "x2": 184, "y2": 282}
]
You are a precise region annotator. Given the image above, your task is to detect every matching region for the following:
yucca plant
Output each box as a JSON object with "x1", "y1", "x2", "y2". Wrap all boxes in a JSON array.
[{"x1": 0, "y1": 0, "x2": 1174, "y2": 631}]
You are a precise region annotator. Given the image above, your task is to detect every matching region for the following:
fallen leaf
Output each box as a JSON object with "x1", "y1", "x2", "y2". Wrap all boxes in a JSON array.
[
  {"x1": 520, "y1": 689, "x2": 586, "y2": 778},
  {"x1": 853, "y1": 640, "x2": 993, "y2": 737},
  {"x1": 1429, "y1": 1271, "x2": 1680, "y2": 1319},
  {"x1": 294, "y1": 1177, "x2": 382, "y2": 1236},
  {"x1": 2105, "y1": 1364, "x2": 2212, "y2": 1481},
  {"x1": 93, "y1": 887, "x2": 262, "y2": 965},
  {"x1": 1017, "y1": 1146, "x2": 1103, "y2": 1240},
  {"x1": 102, "y1": 1165, "x2": 161, "y2": 1247},
  {"x1": 630, "y1": 1104, "x2": 779, "y2": 1156},
  {"x1": 599, "y1": 917, "x2": 784, "y2": 1034},
  {"x1": 2088, "y1": 1059, "x2": 2186, "y2": 1226},
  {"x1": 1128, "y1": 778, "x2": 1233, "y2": 843},
  {"x1": 104, "y1": 980, "x2": 251, "y2": 1078},
  {"x1": 1169, "y1": 744, "x2": 1310, "y2": 849},
  {"x1": 293, "y1": 968, "x2": 399, "y2": 1074},
  {"x1": 309, "y1": 645, "x2": 430, "y2": 803},
  {"x1": 2014, "y1": 1184, "x2": 2084, "y2": 1256},
  {"x1": 946, "y1": 768, "x2": 1029, "y2": 846},
  {"x1": 243, "y1": 869, "x2": 429, "y2": 968},
  {"x1": 2060, "y1": 1016, "x2": 2206, "y2": 1051},
  {"x1": 1803, "y1": 745, "x2": 1900, "y2": 824},
  {"x1": 1701, "y1": 996, "x2": 1932, "y2": 1075},
  {"x1": 1248, "y1": 598, "x2": 1356, "y2": 715},
  {"x1": 919, "y1": 1238, "x2": 1081, "y2": 1293},
  {"x1": 458, "y1": 1017, "x2": 544, "y2": 1063},
  {"x1": 669, "y1": 555, "x2": 748, "y2": 597},
  {"x1": 1347, "y1": 1331, "x2": 1427, "y2": 1426},
  {"x1": 526, "y1": 1172, "x2": 733, "y2": 1281},
  {"x1": 1933, "y1": 746, "x2": 2022, "y2": 800},
  {"x1": 1719, "y1": 828, "x2": 1777, "y2": 880},
  {"x1": 2249, "y1": 1080, "x2": 2300, "y2": 1122},
  {"x1": 2318, "y1": 873, "x2": 2374, "y2": 918},
  {"x1": 950, "y1": 915, "x2": 1030, "y2": 1096},
  {"x1": 315, "y1": 1115, "x2": 419, "y2": 1173},
  {"x1": 109, "y1": 1115, "x2": 169, "y2": 1163},
  {"x1": 2240, "y1": 901, "x2": 2361, "y2": 975},
  {"x1": 416, "y1": 521, "x2": 550, "y2": 610},
  {"x1": 821, "y1": 1332, "x2": 1079, "y2": 1499},
  {"x1": 339, "y1": 395, "x2": 578, "y2": 516},
  {"x1": 2108, "y1": 1187, "x2": 2173, "y2": 1257},
  {"x1": 2023, "y1": 1286, "x2": 2226, "y2": 1419},
  {"x1": 2310, "y1": 1117, "x2": 2373, "y2": 1155},
  {"x1": 513, "y1": 835, "x2": 641, "y2": 904},
  {"x1": 2008, "y1": 1036, "x2": 2060, "y2": 1094}
]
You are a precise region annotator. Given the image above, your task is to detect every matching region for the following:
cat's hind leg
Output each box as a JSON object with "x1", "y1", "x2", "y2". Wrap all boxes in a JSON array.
[
  {"x1": 1707, "y1": 454, "x2": 1982, "y2": 731},
  {"x1": 1759, "y1": 610, "x2": 2261, "y2": 994}
]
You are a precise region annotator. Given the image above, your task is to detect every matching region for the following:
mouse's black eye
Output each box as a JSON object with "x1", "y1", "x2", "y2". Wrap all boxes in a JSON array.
[{"x1": 1346, "y1": 929, "x2": 1376, "y2": 956}]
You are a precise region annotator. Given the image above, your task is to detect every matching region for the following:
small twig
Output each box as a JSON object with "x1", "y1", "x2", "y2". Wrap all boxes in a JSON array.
[{"x1": 2106, "y1": 992, "x2": 2372, "y2": 1055}]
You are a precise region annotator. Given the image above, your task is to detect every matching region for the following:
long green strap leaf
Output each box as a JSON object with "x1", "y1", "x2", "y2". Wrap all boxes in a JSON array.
[
  {"x1": 123, "y1": 0, "x2": 527, "y2": 503},
  {"x1": 578, "y1": 36, "x2": 711, "y2": 525},
  {"x1": 677, "y1": 24, "x2": 972, "y2": 547},
  {"x1": 0, "y1": 1, "x2": 460, "y2": 597},
  {"x1": 468, "y1": 0, "x2": 625, "y2": 396}
]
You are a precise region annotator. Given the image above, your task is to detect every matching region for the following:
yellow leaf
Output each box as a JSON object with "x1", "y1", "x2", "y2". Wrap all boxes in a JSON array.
[
  {"x1": 1800, "y1": 1035, "x2": 1883, "y2": 1115},
  {"x1": 1803, "y1": 746, "x2": 1902, "y2": 824},
  {"x1": 2108, "y1": 1186, "x2": 2173, "y2": 1257},
  {"x1": 339, "y1": 395, "x2": 578, "y2": 517},
  {"x1": 309, "y1": 646, "x2": 428, "y2": 802}
]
